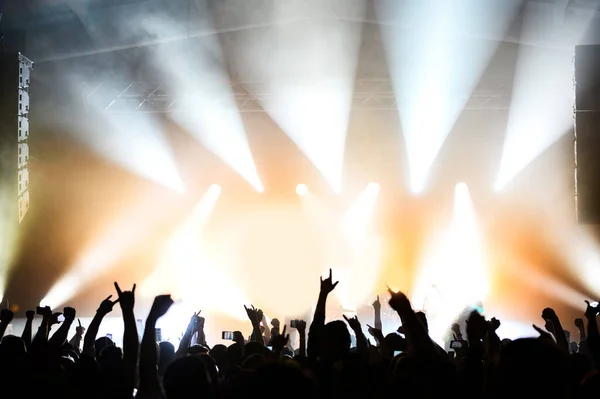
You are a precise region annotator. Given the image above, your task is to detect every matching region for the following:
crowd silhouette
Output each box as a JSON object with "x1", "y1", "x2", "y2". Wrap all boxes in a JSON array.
[{"x1": 0, "y1": 269, "x2": 599, "y2": 398}]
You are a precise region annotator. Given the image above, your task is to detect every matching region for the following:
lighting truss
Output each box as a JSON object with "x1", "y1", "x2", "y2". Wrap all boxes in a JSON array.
[{"x1": 81, "y1": 77, "x2": 513, "y2": 114}]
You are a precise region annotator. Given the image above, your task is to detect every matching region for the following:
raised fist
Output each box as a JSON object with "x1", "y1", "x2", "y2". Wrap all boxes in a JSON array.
[
  {"x1": 63, "y1": 307, "x2": 76, "y2": 321},
  {"x1": 25, "y1": 310, "x2": 35, "y2": 320}
]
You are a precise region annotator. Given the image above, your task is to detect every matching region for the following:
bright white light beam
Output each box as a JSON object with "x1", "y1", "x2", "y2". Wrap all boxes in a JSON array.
[
  {"x1": 139, "y1": 13, "x2": 263, "y2": 193},
  {"x1": 72, "y1": 111, "x2": 183, "y2": 192},
  {"x1": 495, "y1": 2, "x2": 596, "y2": 190},
  {"x1": 41, "y1": 190, "x2": 175, "y2": 309},
  {"x1": 412, "y1": 183, "x2": 488, "y2": 345},
  {"x1": 377, "y1": 0, "x2": 520, "y2": 193},
  {"x1": 235, "y1": 0, "x2": 368, "y2": 192},
  {"x1": 142, "y1": 184, "x2": 251, "y2": 320}
]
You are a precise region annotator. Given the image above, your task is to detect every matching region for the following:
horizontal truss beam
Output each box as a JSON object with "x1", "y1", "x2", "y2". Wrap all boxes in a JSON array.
[{"x1": 81, "y1": 78, "x2": 514, "y2": 113}]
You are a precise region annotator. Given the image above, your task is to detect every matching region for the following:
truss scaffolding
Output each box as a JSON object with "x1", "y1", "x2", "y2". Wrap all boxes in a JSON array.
[{"x1": 81, "y1": 78, "x2": 513, "y2": 114}]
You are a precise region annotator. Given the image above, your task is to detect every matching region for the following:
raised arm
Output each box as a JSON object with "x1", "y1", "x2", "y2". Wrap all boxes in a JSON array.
[
  {"x1": 138, "y1": 295, "x2": 173, "y2": 399},
  {"x1": 49, "y1": 307, "x2": 76, "y2": 347},
  {"x1": 344, "y1": 315, "x2": 369, "y2": 356},
  {"x1": 387, "y1": 288, "x2": 436, "y2": 358},
  {"x1": 32, "y1": 306, "x2": 52, "y2": 345},
  {"x1": 373, "y1": 296, "x2": 382, "y2": 331},
  {"x1": 83, "y1": 295, "x2": 118, "y2": 357},
  {"x1": 244, "y1": 305, "x2": 264, "y2": 345},
  {"x1": 542, "y1": 308, "x2": 569, "y2": 353},
  {"x1": 114, "y1": 282, "x2": 139, "y2": 393},
  {"x1": 293, "y1": 320, "x2": 307, "y2": 357},
  {"x1": 68, "y1": 319, "x2": 85, "y2": 352},
  {"x1": 176, "y1": 312, "x2": 202, "y2": 357},
  {"x1": 21, "y1": 310, "x2": 35, "y2": 348},
  {"x1": 307, "y1": 269, "x2": 338, "y2": 360}
]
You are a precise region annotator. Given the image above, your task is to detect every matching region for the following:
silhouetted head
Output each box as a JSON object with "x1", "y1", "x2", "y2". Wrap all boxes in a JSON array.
[
  {"x1": 321, "y1": 320, "x2": 351, "y2": 361},
  {"x1": 159, "y1": 341, "x2": 176, "y2": 374},
  {"x1": 244, "y1": 341, "x2": 264, "y2": 358},
  {"x1": 226, "y1": 343, "x2": 243, "y2": 368},
  {"x1": 198, "y1": 353, "x2": 219, "y2": 388},
  {"x1": 492, "y1": 338, "x2": 570, "y2": 397},
  {"x1": 242, "y1": 353, "x2": 266, "y2": 369},
  {"x1": 94, "y1": 336, "x2": 114, "y2": 357},
  {"x1": 384, "y1": 333, "x2": 407, "y2": 353},
  {"x1": 0, "y1": 335, "x2": 27, "y2": 365},
  {"x1": 163, "y1": 356, "x2": 214, "y2": 399},
  {"x1": 209, "y1": 344, "x2": 227, "y2": 373},
  {"x1": 98, "y1": 344, "x2": 122, "y2": 370},
  {"x1": 187, "y1": 344, "x2": 209, "y2": 356},
  {"x1": 253, "y1": 361, "x2": 317, "y2": 397}
]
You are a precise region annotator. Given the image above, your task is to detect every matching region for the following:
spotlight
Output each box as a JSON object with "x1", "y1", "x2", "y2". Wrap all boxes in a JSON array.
[{"x1": 296, "y1": 184, "x2": 308, "y2": 196}]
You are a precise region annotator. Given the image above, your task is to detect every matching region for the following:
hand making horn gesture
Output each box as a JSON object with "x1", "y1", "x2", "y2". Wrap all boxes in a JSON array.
[{"x1": 114, "y1": 282, "x2": 136, "y2": 312}]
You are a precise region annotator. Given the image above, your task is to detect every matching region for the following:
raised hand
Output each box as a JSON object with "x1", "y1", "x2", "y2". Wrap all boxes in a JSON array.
[
  {"x1": 115, "y1": 282, "x2": 136, "y2": 312},
  {"x1": 542, "y1": 307, "x2": 558, "y2": 321},
  {"x1": 63, "y1": 307, "x2": 76, "y2": 322},
  {"x1": 488, "y1": 317, "x2": 501, "y2": 331},
  {"x1": 292, "y1": 319, "x2": 306, "y2": 333},
  {"x1": 149, "y1": 295, "x2": 174, "y2": 320},
  {"x1": 25, "y1": 310, "x2": 35, "y2": 321},
  {"x1": 574, "y1": 318, "x2": 585, "y2": 329},
  {"x1": 366, "y1": 324, "x2": 383, "y2": 341},
  {"x1": 244, "y1": 305, "x2": 262, "y2": 324},
  {"x1": 387, "y1": 287, "x2": 412, "y2": 314},
  {"x1": 343, "y1": 314, "x2": 362, "y2": 332},
  {"x1": 533, "y1": 324, "x2": 555, "y2": 343},
  {"x1": 271, "y1": 325, "x2": 289, "y2": 353},
  {"x1": 320, "y1": 268, "x2": 339, "y2": 294},
  {"x1": 372, "y1": 295, "x2": 381, "y2": 312},
  {"x1": 188, "y1": 311, "x2": 204, "y2": 331},
  {"x1": 98, "y1": 295, "x2": 119, "y2": 315},
  {"x1": 585, "y1": 300, "x2": 599, "y2": 320},
  {"x1": 0, "y1": 308, "x2": 14, "y2": 324},
  {"x1": 76, "y1": 319, "x2": 85, "y2": 336}
]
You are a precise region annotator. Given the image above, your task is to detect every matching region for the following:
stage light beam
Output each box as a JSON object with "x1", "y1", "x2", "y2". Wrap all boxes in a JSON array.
[
  {"x1": 139, "y1": 13, "x2": 263, "y2": 193},
  {"x1": 234, "y1": 1, "x2": 367, "y2": 192},
  {"x1": 412, "y1": 183, "x2": 488, "y2": 345},
  {"x1": 377, "y1": 0, "x2": 520, "y2": 194},
  {"x1": 495, "y1": 2, "x2": 596, "y2": 190}
]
